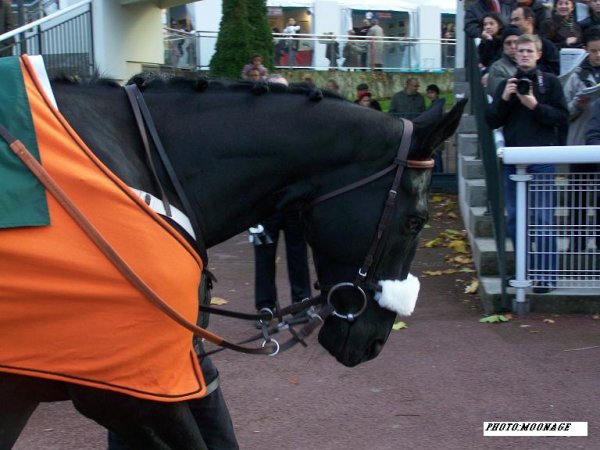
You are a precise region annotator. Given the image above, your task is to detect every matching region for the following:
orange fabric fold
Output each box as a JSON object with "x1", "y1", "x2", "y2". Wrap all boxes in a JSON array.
[{"x1": 0, "y1": 56, "x2": 206, "y2": 402}]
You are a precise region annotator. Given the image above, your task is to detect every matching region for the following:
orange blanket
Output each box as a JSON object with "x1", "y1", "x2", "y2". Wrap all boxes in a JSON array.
[{"x1": 0, "y1": 56, "x2": 206, "y2": 402}]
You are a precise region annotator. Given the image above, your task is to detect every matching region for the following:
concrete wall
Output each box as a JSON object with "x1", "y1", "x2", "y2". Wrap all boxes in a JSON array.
[{"x1": 64, "y1": 0, "x2": 164, "y2": 82}]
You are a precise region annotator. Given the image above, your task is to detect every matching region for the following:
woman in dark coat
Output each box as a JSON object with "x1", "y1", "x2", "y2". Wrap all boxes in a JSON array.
[
  {"x1": 478, "y1": 12, "x2": 506, "y2": 72},
  {"x1": 541, "y1": 0, "x2": 584, "y2": 48}
]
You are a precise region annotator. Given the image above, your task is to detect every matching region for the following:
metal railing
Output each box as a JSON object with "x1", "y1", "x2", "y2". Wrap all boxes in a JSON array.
[
  {"x1": 0, "y1": 0, "x2": 93, "y2": 77},
  {"x1": 163, "y1": 29, "x2": 457, "y2": 72},
  {"x1": 503, "y1": 146, "x2": 600, "y2": 312}
]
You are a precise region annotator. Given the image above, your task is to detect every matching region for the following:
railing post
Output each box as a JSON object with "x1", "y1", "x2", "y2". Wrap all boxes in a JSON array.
[{"x1": 510, "y1": 167, "x2": 533, "y2": 313}]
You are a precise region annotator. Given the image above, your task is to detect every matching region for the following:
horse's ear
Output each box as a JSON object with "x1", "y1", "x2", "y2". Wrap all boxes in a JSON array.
[{"x1": 412, "y1": 99, "x2": 468, "y2": 159}]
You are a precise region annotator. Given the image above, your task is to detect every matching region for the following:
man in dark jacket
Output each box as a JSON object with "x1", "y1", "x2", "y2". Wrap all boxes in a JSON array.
[
  {"x1": 464, "y1": 0, "x2": 516, "y2": 39},
  {"x1": 515, "y1": 0, "x2": 551, "y2": 32},
  {"x1": 582, "y1": 98, "x2": 600, "y2": 250},
  {"x1": 486, "y1": 33, "x2": 568, "y2": 293},
  {"x1": 389, "y1": 77, "x2": 426, "y2": 119},
  {"x1": 510, "y1": 5, "x2": 560, "y2": 74}
]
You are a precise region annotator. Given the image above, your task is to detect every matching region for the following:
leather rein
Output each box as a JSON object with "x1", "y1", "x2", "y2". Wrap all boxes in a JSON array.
[
  {"x1": 0, "y1": 82, "x2": 433, "y2": 358},
  {"x1": 305, "y1": 119, "x2": 434, "y2": 322}
]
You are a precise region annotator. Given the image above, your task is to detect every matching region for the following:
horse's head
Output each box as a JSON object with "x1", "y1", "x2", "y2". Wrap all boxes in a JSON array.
[{"x1": 302, "y1": 99, "x2": 467, "y2": 367}]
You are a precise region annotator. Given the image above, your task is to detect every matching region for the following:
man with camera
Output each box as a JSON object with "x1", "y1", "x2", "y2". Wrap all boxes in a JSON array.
[{"x1": 486, "y1": 33, "x2": 569, "y2": 293}]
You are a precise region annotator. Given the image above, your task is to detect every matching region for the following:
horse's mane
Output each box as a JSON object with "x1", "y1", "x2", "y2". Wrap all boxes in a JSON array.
[
  {"x1": 51, "y1": 72, "x2": 121, "y2": 88},
  {"x1": 126, "y1": 72, "x2": 348, "y2": 102},
  {"x1": 52, "y1": 70, "x2": 348, "y2": 103}
]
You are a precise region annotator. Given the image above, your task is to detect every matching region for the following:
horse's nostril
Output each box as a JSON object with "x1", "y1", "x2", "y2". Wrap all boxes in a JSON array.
[
  {"x1": 368, "y1": 340, "x2": 384, "y2": 358},
  {"x1": 407, "y1": 217, "x2": 421, "y2": 232}
]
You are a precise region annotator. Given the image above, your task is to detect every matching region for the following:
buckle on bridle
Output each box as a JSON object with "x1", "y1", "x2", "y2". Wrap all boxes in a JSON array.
[{"x1": 327, "y1": 282, "x2": 368, "y2": 322}]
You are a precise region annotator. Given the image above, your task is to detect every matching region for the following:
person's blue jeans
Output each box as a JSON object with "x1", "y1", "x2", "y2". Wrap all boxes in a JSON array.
[{"x1": 503, "y1": 164, "x2": 558, "y2": 284}]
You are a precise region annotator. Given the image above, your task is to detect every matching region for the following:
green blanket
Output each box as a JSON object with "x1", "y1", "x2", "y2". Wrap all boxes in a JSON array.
[{"x1": 0, "y1": 56, "x2": 49, "y2": 228}]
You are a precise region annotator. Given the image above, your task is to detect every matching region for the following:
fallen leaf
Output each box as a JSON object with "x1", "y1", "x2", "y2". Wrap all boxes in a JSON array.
[
  {"x1": 592, "y1": 315, "x2": 599, "y2": 320},
  {"x1": 422, "y1": 270, "x2": 444, "y2": 276},
  {"x1": 423, "y1": 237, "x2": 443, "y2": 248},
  {"x1": 288, "y1": 377, "x2": 300, "y2": 385},
  {"x1": 447, "y1": 240, "x2": 468, "y2": 254},
  {"x1": 452, "y1": 255, "x2": 473, "y2": 265},
  {"x1": 392, "y1": 321, "x2": 408, "y2": 330},
  {"x1": 210, "y1": 297, "x2": 228, "y2": 305},
  {"x1": 464, "y1": 279, "x2": 479, "y2": 294},
  {"x1": 479, "y1": 314, "x2": 510, "y2": 323},
  {"x1": 519, "y1": 324, "x2": 532, "y2": 328},
  {"x1": 430, "y1": 194, "x2": 445, "y2": 203},
  {"x1": 447, "y1": 211, "x2": 458, "y2": 219},
  {"x1": 443, "y1": 228, "x2": 463, "y2": 238},
  {"x1": 543, "y1": 318, "x2": 555, "y2": 324}
]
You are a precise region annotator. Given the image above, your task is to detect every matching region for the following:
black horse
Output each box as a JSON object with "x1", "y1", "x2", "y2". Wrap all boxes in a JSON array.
[{"x1": 0, "y1": 74, "x2": 466, "y2": 449}]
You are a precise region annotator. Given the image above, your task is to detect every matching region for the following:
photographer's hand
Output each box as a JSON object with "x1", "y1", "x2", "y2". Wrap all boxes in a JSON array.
[
  {"x1": 502, "y1": 78, "x2": 517, "y2": 101},
  {"x1": 516, "y1": 85, "x2": 538, "y2": 110}
]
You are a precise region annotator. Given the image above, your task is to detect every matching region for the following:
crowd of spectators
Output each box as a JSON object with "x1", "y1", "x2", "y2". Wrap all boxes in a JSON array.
[{"x1": 464, "y1": 0, "x2": 600, "y2": 291}]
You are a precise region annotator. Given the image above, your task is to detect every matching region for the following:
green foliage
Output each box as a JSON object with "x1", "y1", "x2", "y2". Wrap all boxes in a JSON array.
[
  {"x1": 210, "y1": 0, "x2": 252, "y2": 78},
  {"x1": 246, "y1": 0, "x2": 275, "y2": 70},
  {"x1": 210, "y1": 0, "x2": 274, "y2": 77}
]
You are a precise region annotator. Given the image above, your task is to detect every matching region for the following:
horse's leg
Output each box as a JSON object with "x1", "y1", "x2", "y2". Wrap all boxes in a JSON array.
[
  {"x1": 68, "y1": 385, "x2": 208, "y2": 450},
  {"x1": 0, "y1": 374, "x2": 43, "y2": 450}
]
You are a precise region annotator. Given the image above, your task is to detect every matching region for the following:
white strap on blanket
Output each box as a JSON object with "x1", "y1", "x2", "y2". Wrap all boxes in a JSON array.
[
  {"x1": 28, "y1": 55, "x2": 58, "y2": 110},
  {"x1": 130, "y1": 188, "x2": 196, "y2": 240},
  {"x1": 25, "y1": 58, "x2": 197, "y2": 241}
]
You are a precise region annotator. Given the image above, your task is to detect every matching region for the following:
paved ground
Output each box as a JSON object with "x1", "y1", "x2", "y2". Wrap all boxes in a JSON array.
[{"x1": 13, "y1": 194, "x2": 600, "y2": 450}]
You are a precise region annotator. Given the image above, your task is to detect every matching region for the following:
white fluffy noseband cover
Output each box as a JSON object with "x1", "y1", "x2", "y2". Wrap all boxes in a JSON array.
[{"x1": 373, "y1": 274, "x2": 420, "y2": 316}]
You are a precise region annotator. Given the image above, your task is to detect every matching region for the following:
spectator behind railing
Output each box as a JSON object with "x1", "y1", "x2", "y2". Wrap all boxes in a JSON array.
[
  {"x1": 579, "y1": 0, "x2": 600, "y2": 33},
  {"x1": 464, "y1": 0, "x2": 515, "y2": 39},
  {"x1": 540, "y1": 0, "x2": 584, "y2": 48},
  {"x1": 584, "y1": 98, "x2": 600, "y2": 252},
  {"x1": 562, "y1": 26, "x2": 600, "y2": 251},
  {"x1": 478, "y1": 12, "x2": 507, "y2": 72},
  {"x1": 241, "y1": 54, "x2": 268, "y2": 81},
  {"x1": 510, "y1": 5, "x2": 561, "y2": 73},
  {"x1": 367, "y1": 19, "x2": 384, "y2": 71},
  {"x1": 484, "y1": 25, "x2": 522, "y2": 95},
  {"x1": 485, "y1": 33, "x2": 569, "y2": 293},
  {"x1": 389, "y1": 77, "x2": 426, "y2": 119}
]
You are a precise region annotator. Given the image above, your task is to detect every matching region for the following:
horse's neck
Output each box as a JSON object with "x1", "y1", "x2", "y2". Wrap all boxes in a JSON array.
[
  {"x1": 54, "y1": 83, "x2": 398, "y2": 249},
  {"x1": 53, "y1": 82, "x2": 156, "y2": 194},
  {"x1": 151, "y1": 95, "x2": 395, "y2": 248}
]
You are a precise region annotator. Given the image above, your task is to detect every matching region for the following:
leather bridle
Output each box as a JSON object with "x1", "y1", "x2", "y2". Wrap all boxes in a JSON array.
[
  {"x1": 0, "y1": 78, "x2": 434, "y2": 358},
  {"x1": 305, "y1": 118, "x2": 434, "y2": 322}
]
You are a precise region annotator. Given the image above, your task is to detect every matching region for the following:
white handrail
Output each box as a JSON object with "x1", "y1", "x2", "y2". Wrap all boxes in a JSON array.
[{"x1": 0, "y1": 0, "x2": 92, "y2": 42}]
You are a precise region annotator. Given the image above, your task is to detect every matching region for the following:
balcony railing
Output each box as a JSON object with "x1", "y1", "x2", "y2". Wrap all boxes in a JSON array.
[
  {"x1": 0, "y1": 0, "x2": 93, "y2": 77},
  {"x1": 163, "y1": 29, "x2": 457, "y2": 72}
]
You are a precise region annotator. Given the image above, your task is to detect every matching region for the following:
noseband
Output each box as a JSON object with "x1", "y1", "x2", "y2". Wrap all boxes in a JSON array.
[{"x1": 309, "y1": 119, "x2": 434, "y2": 321}]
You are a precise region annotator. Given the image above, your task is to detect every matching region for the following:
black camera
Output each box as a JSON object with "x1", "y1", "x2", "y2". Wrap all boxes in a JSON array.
[{"x1": 513, "y1": 78, "x2": 532, "y2": 95}]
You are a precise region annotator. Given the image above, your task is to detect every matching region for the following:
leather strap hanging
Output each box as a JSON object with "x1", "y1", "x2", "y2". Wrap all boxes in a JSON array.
[{"x1": 0, "y1": 123, "x2": 276, "y2": 356}]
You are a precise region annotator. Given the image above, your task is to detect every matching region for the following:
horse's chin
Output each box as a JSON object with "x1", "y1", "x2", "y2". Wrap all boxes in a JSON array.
[{"x1": 317, "y1": 311, "x2": 396, "y2": 367}]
